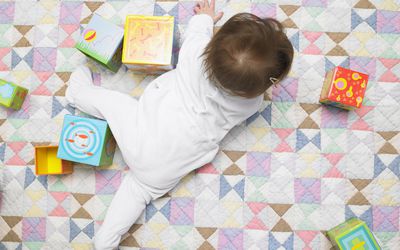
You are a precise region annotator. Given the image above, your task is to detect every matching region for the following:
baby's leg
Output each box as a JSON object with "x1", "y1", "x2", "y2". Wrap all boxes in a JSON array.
[
  {"x1": 94, "y1": 173, "x2": 151, "y2": 250},
  {"x1": 65, "y1": 66, "x2": 138, "y2": 163}
]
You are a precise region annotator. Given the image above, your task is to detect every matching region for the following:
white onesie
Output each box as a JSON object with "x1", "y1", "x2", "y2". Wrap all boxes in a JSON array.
[{"x1": 66, "y1": 14, "x2": 263, "y2": 250}]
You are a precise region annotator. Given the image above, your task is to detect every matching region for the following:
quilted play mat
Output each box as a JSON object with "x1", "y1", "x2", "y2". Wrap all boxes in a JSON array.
[{"x1": 1, "y1": 0, "x2": 399, "y2": 249}]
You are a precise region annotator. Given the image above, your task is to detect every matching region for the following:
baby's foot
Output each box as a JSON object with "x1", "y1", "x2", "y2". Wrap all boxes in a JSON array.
[{"x1": 65, "y1": 66, "x2": 93, "y2": 106}]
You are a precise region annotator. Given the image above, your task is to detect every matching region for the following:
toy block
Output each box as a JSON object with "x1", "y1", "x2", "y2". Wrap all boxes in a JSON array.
[
  {"x1": 328, "y1": 218, "x2": 380, "y2": 250},
  {"x1": 76, "y1": 14, "x2": 124, "y2": 72},
  {"x1": 35, "y1": 146, "x2": 73, "y2": 175},
  {"x1": 0, "y1": 79, "x2": 28, "y2": 110},
  {"x1": 57, "y1": 115, "x2": 116, "y2": 166},
  {"x1": 320, "y1": 67, "x2": 368, "y2": 110},
  {"x1": 122, "y1": 15, "x2": 176, "y2": 74}
]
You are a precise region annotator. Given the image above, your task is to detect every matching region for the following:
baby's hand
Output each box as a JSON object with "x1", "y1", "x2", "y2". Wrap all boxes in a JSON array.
[{"x1": 194, "y1": 0, "x2": 224, "y2": 24}]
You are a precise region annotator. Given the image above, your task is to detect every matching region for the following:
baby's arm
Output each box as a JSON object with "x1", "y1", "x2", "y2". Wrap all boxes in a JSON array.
[{"x1": 177, "y1": 0, "x2": 223, "y2": 66}]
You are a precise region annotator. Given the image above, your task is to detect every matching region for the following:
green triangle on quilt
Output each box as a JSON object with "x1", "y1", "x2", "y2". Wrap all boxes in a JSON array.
[
  {"x1": 248, "y1": 176, "x2": 267, "y2": 189},
  {"x1": 24, "y1": 242, "x2": 44, "y2": 250},
  {"x1": 174, "y1": 225, "x2": 192, "y2": 237},
  {"x1": 10, "y1": 132, "x2": 24, "y2": 141},
  {"x1": 247, "y1": 191, "x2": 265, "y2": 202},
  {"x1": 273, "y1": 103, "x2": 294, "y2": 128},
  {"x1": 0, "y1": 24, "x2": 12, "y2": 47},
  {"x1": 324, "y1": 129, "x2": 345, "y2": 153},
  {"x1": 49, "y1": 178, "x2": 68, "y2": 192},
  {"x1": 171, "y1": 240, "x2": 190, "y2": 250},
  {"x1": 374, "y1": 232, "x2": 397, "y2": 248},
  {"x1": 8, "y1": 118, "x2": 27, "y2": 129},
  {"x1": 379, "y1": 34, "x2": 399, "y2": 58},
  {"x1": 57, "y1": 48, "x2": 79, "y2": 72},
  {"x1": 297, "y1": 204, "x2": 318, "y2": 230}
]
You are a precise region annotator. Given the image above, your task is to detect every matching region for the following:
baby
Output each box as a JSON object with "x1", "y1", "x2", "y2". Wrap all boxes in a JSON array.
[{"x1": 66, "y1": 0, "x2": 293, "y2": 249}]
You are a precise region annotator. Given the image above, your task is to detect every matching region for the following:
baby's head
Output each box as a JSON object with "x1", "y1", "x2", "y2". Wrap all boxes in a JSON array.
[{"x1": 203, "y1": 13, "x2": 294, "y2": 98}]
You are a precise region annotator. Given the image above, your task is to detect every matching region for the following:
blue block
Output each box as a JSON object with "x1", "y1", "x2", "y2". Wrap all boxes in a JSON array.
[{"x1": 57, "y1": 115, "x2": 116, "y2": 166}]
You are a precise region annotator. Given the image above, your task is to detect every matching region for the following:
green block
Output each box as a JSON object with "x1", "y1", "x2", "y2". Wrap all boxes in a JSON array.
[
  {"x1": 75, "y1": 14, "x2": 124, "y2": 72},
  {"x1": 0, "y1": 79, "x2": 28, "y2": 110},
  {"x1": 328, "y1": 218, "x2": 381, "y2": 250}
]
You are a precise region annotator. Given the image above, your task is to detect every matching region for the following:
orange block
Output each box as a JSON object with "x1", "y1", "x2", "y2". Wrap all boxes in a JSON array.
[{"x1": 320, "y1": 67, "x2": 369, "y2": 110}]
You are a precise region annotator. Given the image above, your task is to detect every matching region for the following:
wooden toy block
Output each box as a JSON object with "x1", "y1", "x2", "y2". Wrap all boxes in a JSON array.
[
  {"x1": 122, "y1": 15, "x2": 175, "y2": 74},
  {"x1": 35, "y1": 146, "x2": 73, "y2": 175},
  {"x1": 57, "y1": 115, "x2": 116, "y2": 166},
  {"x1": 328, "y1": 218, "x2": 380, "y2": 250},
  {"x1": 320, "y1": 67, "x2": 369, "y2": 110},
  {"x1": 76, "y1": 14, "x2": 124, "y2": 72},
  {"x1": 0, "y1": 79, "x2": 28, "y2": 110}
]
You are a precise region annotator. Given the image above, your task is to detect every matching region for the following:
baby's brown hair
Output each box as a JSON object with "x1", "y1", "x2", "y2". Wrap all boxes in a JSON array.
[{"x1": 203, "y1": 13, "x2": 294, "y2": 98}]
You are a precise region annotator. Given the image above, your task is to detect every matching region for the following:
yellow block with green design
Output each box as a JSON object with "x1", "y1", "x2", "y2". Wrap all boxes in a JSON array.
[
  {"x1": 0, "y1": 79, "x2": 28, "y2": 110},
  {"x1": 328, "y1": 218, "x2": 380, "y2": 250}
]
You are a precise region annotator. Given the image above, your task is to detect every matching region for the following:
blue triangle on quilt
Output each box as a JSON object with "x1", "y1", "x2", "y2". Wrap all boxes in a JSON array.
[
  {"x1": 154, "y1": 3, "x2": 178, "y2": 17},
  {"x1": 145, "y1": 203, "x2": 158, "y2": 222},
  {"x1": 11, "y1": 50, "x2": 22, "y2": 68},
  {"x1": 219, "y1": 176, "x2": 244, "y2": 200},
  {"x1": 296, "y1": 130, "x2": 321, "y2": 151},
  {"x1": 52, "y1": 97, "x2": 75, "y2": 118},
  {"x1": 345, "y1": 206, "x2": 373, "y2": 229},
  {"x1": 289, "y1": 31, "x2": 299, "y2": 51},
  {"x1": 269, "y1": 233, "x2": 294, "y2": 249},
  {"x1": 82, "y1": 221, "x2": 94, "y2": 238},
  {"x1": 70, "y1": 219, "x2": 81, "y2": 241},
  {"x1": 374, "y1": 155, "x2": 400, "y2": 178},
  {"x1": 351, "y1": 9, "x2": 376, "y2": 31},
  {"x1": 246, "y1": 111, "x2": 259, "y2": 125},
  {"x1": 70, "y1": 220, "x2": 94, "y2": 241},
  {"x1": 0, "y1": 143, "x2": 5, "y2": 162},
  {"x1": 325, "y1": 57, "x2": 350, "y2": 72},
  {"x1": 160, "y1": 200, "x2": 171, "y2": 220},
  {"x1": 24, "y1": 167, "x2": 47, "y2": 189},
  {"x1": 261, "y1": 103, "x2": 272, "y2": 125}
]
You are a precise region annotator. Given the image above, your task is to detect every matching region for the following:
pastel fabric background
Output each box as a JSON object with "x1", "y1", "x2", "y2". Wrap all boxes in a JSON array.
[{"x1": 0, "y1": 0, "x2": 399, "y2": 249}]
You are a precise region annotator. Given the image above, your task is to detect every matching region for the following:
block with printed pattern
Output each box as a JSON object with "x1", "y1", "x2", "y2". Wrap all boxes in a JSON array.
[
  {"x1": 328, "y1": 218, "x2": 380, "y2": 250},
  {"x1": 320, "y1": 67, "x2": 368, "y2": 110},
  {"x1": 0, "y1": 79, "x2": 28, "y2": 110},
  {"x1": 122, "y1": 15, "x2": 175, "y2": 74},
  {"x1": 57, "y1": 115, "x2": 116, "y2": 166}
]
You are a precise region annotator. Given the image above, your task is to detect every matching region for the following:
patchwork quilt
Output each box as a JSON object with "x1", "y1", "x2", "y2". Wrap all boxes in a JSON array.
[{"x1": 1, "y1": 0, "x2": 399, "y2": 249}]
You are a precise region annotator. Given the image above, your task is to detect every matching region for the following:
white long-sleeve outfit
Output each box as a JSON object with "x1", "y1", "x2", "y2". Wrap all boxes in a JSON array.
[{"x1": 66, "y1": 14, "x2": 263, "y2": 250}]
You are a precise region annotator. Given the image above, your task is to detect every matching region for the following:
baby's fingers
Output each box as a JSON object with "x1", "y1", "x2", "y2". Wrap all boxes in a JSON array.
[
  {"x1": 210, "y1": 0, "x2": 215, "y2": 9},
  {"x1": 203, "y1": 0, "x2": 210, "y2": 8},
  {"x1": 214, "y1": 11, "x2": 224, "y2": 23}
]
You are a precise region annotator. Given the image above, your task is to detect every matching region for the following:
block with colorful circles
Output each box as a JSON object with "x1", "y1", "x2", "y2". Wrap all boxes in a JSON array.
[
  {"x1": 122, "y1": 15, "x2": 176, "y2": 74},
  {"x1": 0, "y1": 79, "x2": 28, "y2": 110},
  {"x1": 35, "y1": 146, "x2": 73, "y2": 175},
  {"x1": 75, "y1": 14, "x2": 124, "y2": 72},
  {"x1": 57, "y1": 115, "x2": 116, "y2": 166},
  {"x1": 320, "y1": 67, "x2": 368, "y2": 110},
  {"x1": 328, "y1": 218, "x2": 380, "y2": 250}
]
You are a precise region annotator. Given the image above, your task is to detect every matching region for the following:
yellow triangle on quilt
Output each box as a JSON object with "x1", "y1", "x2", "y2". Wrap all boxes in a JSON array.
[
  {"x1": 12, "y1": 71, "x2": 31, "y2": 83},
  {"x1": 148, "y1": 223, "x2": 168, "y2": 234},
  {"x1": 71, "y1": 243, "x2": 92, "y2": 250},
  {"x1": 300, "y1": 167, "x2": 318, "y2": 178},
  {"x1": 250, "y1": 127, "x2": 269, "y2": 140},
  {"x1": 27, "y1": 190, "x2": 46, "y2": 202},
  {"x1": 354, "y1": 32, "x2": 375, "y2": 56},
  {"x1": 26, "y1": 205, "x2": 46, "y2": 217}
]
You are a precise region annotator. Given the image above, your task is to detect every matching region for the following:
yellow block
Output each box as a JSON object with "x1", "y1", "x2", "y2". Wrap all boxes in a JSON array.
[
  {"x1": 35, "y1": 146, "x2": 73, "y2": 175},
  {"x1": 122, "y1": 15, "x2": 174, "y2": 72}
]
